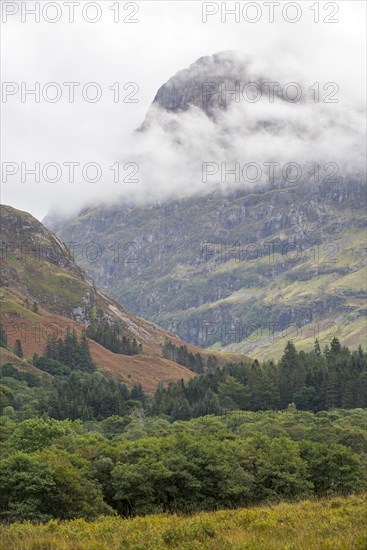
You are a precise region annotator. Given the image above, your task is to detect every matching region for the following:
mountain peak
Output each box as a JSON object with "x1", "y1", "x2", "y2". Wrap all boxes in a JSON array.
[{"x1": 145, "y1": 51, "x2": 252, "y2": 121}]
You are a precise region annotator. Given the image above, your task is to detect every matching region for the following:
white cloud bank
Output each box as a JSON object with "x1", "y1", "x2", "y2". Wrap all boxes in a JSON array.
[{"x1": 1, "y1": 1, "x2": 366, "y2": 219}]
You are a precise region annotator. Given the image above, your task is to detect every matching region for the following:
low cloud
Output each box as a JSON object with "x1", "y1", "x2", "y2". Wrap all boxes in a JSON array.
[
  {"x1": 112, "y1": 53, "x2": 366, "y2": 206},
  {"x1": 1, "y1": 2, "x2": 365, "y2": 219}
]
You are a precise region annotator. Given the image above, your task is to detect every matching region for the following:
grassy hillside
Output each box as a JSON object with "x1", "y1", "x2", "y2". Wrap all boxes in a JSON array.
[
  {"x1": 1, "y1": 494, "x2": 366, "y2": 550},
  {"x1": 0, "y1": 205, "x2": 243, "y2": 391}
]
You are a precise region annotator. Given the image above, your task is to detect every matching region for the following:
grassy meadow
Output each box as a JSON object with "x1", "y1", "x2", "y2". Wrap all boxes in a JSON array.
[{"x1": 1, "y1": 494, "x2": 366, "y2": 550}]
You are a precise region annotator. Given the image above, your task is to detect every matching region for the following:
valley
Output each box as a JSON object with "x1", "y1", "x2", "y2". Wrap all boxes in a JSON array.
[{"x1": 1, "y1": 36, "x2": 366, "y2": 550}]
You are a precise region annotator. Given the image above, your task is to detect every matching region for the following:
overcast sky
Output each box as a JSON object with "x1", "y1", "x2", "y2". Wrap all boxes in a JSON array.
[{"x1": 1, "y1": 1, "x2": 366, "y2": 220}]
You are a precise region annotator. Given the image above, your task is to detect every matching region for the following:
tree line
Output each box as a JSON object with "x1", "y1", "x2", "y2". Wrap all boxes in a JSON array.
[
  {"x1": 1, "y1": 327, "x2": 146, "y2": 421},
  {"x1": 86, "y1": 319, "x2": 142, "y2": 355},
  {"x1": 1, "y1": 336, "x2": 366, "y2": 423},
  {"x1": 40, "y1": 327, "x2": 95, "y2": 371},
  {"x1": 153, "y1": 339, "x2": 367, "y2": 420},
  {"x1": 162, "y1": 340, "x2": 218, "y2": 373}
]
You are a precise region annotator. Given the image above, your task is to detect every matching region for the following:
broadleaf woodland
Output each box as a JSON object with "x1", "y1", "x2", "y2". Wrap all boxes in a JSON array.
[{"x1": 0, "y1": 324, "x2": 366, "y2": 522}]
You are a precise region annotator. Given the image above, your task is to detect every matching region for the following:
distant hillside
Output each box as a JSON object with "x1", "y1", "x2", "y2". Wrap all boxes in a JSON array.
[
  {"x1": 0, "y1": 205, "x2": 241, "y2": 391},
  {"x1": 56, "y1": 181, "x2": 366, "y2": 360}
]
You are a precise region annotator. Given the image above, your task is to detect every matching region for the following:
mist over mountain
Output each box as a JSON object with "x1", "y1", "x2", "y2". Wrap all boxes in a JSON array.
[
  {"x1": 120, "y1": 51, "x2": 365, "y2": 205},
  {"x1": 41, "y1": 50, "x2": 365, "y2": 225},
  {"x1": 43, "y1": 52, "x2": 367, "y2": 358}
]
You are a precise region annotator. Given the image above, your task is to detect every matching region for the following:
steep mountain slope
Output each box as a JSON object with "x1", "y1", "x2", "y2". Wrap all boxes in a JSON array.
[
  {"x1": 0, "y1": 205, "x2": 240, "y2": 391},
  {"x1": 47, "y1": 51, "x2": 366, "y2": 359},
  {"x1": 55, "y1": 182, "x2": 366, "y2": 359}
]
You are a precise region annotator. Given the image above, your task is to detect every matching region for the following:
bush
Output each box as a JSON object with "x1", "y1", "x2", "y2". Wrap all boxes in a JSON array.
[{"x1": 0, "y1": 449, "x2": 112, "y2": 521}]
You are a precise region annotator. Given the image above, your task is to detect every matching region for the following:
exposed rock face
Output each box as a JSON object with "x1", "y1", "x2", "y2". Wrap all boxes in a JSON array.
[
  {"x1": 143, "y1": 51, "x2": 282, "y2": 126},
  {"x1": 1, "y1": 205, "x2": 79, "y2": 273},
  {"x1": 152, "y1": 52, "x2": 250, "y2": 115},
  {"x1": 56, "y1": 180, "x2": 366, "y2": 357}
]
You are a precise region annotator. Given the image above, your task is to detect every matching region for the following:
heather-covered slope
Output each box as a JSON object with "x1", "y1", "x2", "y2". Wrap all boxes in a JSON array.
[{"x1": 0, "y1": 205, "x2": 240, "y2": 391}]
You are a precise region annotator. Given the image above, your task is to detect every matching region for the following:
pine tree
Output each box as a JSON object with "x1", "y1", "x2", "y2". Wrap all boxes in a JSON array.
[
  {"x1": 130, "y1": 384, "x2": 145, "y2": 404},
  {"x1": 172, "y1": 397, "x2": 192, "y2": 420},
  {"x1": 248, "y1": 360, "x2": 264, "y2": 410},
  {"x1": 325, "y1": 368, "x2": 341, "y2": 409},
  {"x1": 131, "y1": 338, "x2": 139, "y2": 355},
  {"x1": 279, "y1": 341, "x2": 300, "y2": 408},
  {"x1": 121, "y1": 336, "x2": 131, "y2": 355},
  {"x1": 218, "y1": 376, "x2": 249, "y2": 410},
  {"x1": 60, "y1": 327, "x2": 78, "y2": 367},
  {"x1": 198, "y1": 389, "x2": 221, "y2": 416},
  {"x1": 341, "y1": 379, "x2": 355, "y2": 409},
  {"x1": 151, "y1": 382, "x2": 171, "y2": 415},
  {"x1": 162, "y1": 340, "x2": 175, "y2": 361},
  {"x1": 259, "y1": 364, "x2": 281, "y2": 410},
  {"x1": 314, "y1": 339, "x2": 321, "y2": 356},
  {"x1": 71, "y1": 328, "x2": 79, "y2": 364},
  {"x1": 330, "y1": 337, "x2": 342, "y2": 356},
  {"x1": 207, "y1": 355, "x2": 218, "y2": 370},
  {"x1": 56, "y1": 338, "x2": 64, "y2": 362},
  {"x1": 291, "y1": 354, "x2": 306, "y2": 398},
  {"x1": 13, "y1": 339, "x2": 23, "y2": 358},
  {"x1": 0, "y1": 323, "x2": 8, "y2": 348},
  {"x1": 78, "y1": 329, "x2": 95, "y2": 371},
  {"x1": 194, "y1": 353, "x2": 204, "y2": 373},
  {"x1": 45, "y1": 332, "x2": 59, "y2": 360},
  {"x1": 323, "y1": 344, "x2": 331, "y2": 361}
]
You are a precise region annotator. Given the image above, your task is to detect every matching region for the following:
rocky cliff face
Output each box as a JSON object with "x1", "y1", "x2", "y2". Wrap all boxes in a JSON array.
[
  {"x1": 57, "y1": 180, "x2": 366, "y2": 359},
  {"x1": 142, "y1": 51, "x2": 283, "y2": 126},
  {"x1": 151, "y1": 52, "x2": 251, "y2": 116}
]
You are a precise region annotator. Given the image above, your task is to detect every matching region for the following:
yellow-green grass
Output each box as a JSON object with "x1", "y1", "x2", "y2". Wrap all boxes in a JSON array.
[
  {"x1": 21, "y1": 263, "x2": 86, "y2": 307},
  {"x1": 263, "y1": 274, "x2": 335, "y2": 304},
  {"x1": 0, "y1": 289, "x2": 41, "y2": 320},
  {"x1": 0, "y1": 495, "x2": 366, "y2": 550},
  {"x1": 219, "y1": 314, "x2": 367, "y2": 361},
  {"x1": 181, "y1": 287, "x2": 264, "y2": 316},
  {"x1": 3, "y1": 246, "x2": 87, "y2": 309},
  {"x1": 330, "y1": 268, "x2": 367, "y2": 292}
]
